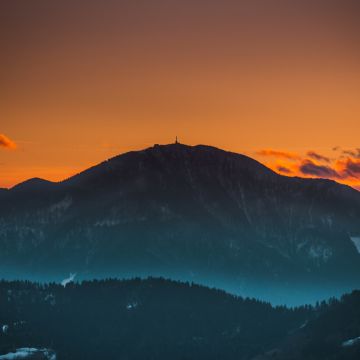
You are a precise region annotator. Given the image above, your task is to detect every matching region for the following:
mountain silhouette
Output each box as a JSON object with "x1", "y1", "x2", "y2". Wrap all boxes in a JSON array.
[{"x1": 1, "y1": 143, "x2": 360, "y2": 303}]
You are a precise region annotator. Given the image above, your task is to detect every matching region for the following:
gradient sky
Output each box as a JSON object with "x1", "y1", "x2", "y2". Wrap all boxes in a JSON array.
[{"x1": 1, "y1": 0, "x2": 360, "y2": 189}]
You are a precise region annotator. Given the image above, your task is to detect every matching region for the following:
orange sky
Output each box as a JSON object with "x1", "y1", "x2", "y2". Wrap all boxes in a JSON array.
[{"x1": 1, "y1": 0, "x2": 360, "y2": 190}]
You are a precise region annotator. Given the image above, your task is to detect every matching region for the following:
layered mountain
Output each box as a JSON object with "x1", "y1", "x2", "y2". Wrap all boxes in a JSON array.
[{"x1": 1, "y1": 143, "x2": 360, "y2": 303}]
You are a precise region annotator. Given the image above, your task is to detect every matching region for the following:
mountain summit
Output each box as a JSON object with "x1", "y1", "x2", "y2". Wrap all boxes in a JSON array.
[{"x1": 1, "y1": 143, "x2": 360, "y2": 303}]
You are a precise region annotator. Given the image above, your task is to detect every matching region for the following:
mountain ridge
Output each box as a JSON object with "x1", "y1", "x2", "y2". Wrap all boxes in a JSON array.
[{"x1": 8, "y1": 143, "x2": 357, "y2": 192}]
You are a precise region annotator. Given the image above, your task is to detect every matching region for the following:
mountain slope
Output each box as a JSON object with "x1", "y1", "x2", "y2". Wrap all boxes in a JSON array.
[
  {"x1": 254, "y1": 291, "x2": 360, "y2": 360},
  {"x1": 1, "y1": 143, "x2": 360, "y2": 302}
]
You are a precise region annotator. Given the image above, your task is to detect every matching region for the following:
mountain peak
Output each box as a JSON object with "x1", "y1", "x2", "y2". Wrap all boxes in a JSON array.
[
  {"x1": 11, "y1": 177, "x2": 55, "y2": 192},
  {"x1": 148, "y1": 142, "x2": 224, "y2": 154}
]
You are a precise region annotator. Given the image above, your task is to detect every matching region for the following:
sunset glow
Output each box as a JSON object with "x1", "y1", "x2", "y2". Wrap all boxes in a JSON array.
[
  {"x1": 257, "y1": 147, "x2": 360, "y2": 190},
  {"x1": 1, "y1": 0, "x2": 360, "y2": 190}
]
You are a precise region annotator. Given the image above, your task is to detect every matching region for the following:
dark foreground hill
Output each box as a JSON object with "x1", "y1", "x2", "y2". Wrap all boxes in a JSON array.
[
  {"x1": 1, "y1": 143, "x2": 360, "y2": 303},
  {"x1": 0, "y1": 278, "x2": 360, "y2": 360}
]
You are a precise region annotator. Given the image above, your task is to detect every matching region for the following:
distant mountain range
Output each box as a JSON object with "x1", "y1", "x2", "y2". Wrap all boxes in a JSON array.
[
  {"x1": 1, "y1": 278, "x2": 360, "y2": 359},
  {"x1": 1, "y1": 143, "x2": 360, "y2": 303}
]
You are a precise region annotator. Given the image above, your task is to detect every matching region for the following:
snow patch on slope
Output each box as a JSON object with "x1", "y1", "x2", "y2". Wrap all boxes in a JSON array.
[
  {"x1": 308, "y1": 245, "x2": 332, "y2": 262},
  {"x1": 342, "y1": 336, "x2": 360, "y2": 347},
  {"x1": 50, "y1": 197, "x2": 72, "y2": 213},
  {"x1": 126, "y1": 302, "x2": 138, "y2": 310},
  {"x1": 350, "y1": 237, "x2": 360, "y2": 254},
  {"x1": 0, "y1": 348, "x2": 56, "y2": 359},
  {"x1": 61, "y1": 273, "x2": 76, "y2": 287}
]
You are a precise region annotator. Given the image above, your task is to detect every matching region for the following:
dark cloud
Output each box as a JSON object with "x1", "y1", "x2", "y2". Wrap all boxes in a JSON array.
[
  {"x1": 306, "y1": 151, "x2": 331, "y2": 163},
  {"x1": 0, "y1": 134, "x2": 17, "y2": 150},
  {"x1": 299, "y1": 159, "x2": 340, "y2": 178},
  {"x1": 256, "y1": 149, "x2": 300, "y2": 160},
  {"x1": 342, "y1": 148, "x2": 360, "y2": 159},
  {"x1": 277, "y1": 166, "x2": 292, "y2": 174},
  {"x1": 342, "y1": 159, "x2": 360, "y2": 178}
]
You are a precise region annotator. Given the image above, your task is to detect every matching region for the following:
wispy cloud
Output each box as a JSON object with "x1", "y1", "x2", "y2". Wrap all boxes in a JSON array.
[
  {"x1": 306, "y1": 151, "x2": 331, "y2": 163},
  {"x1": 256, "y1": 149, "x2": 300, "y2": 160},
  {"x1": 0, "y1": 134, "x2": 17, "y2": 150},
  {"x1": 299, "y1": 159, "x2": 340, "y2": 178},
  {"x1": 276, "y1": 165, "x2": 293, "y2": 174},
  {"x1": 342, "y1": 149, "x2": 360, "y2": 159},
  {"x1": 338, "y1": 158, "x2": 360, "y2": 178}
]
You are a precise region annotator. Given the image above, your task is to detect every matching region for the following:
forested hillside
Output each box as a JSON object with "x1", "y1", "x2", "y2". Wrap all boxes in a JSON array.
[{"x1": 1, "y1": 278, "x2": 360, "y2": 359}]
